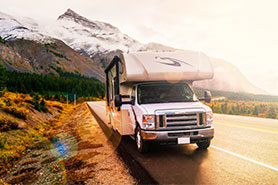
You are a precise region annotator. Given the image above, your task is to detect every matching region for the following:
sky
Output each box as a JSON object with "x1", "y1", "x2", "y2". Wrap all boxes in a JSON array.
[{"x1": 1, "y1": 0, "x2": 278, "y2": 94}]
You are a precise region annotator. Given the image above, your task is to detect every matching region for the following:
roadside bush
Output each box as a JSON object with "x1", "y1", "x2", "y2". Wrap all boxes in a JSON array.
[
  {"x1": 46, "y1": 101, "x2": 64, "y2": 110},
  {"x1": 32, "y1": 93, "x2": 48, "y2": 112},
  {"x1": 0, "y1": 133, "x2": 6, "y2": 149},
  {"x1": 266, "y1": 106, "x2": 277, "y2": 119},
  {"x1": 0, "y1": 115, "x2": 20, "y2": 132},
  {"x1": 77, "y1": 96, "x2": 102, "y2": 103},
  {"x1": 0, "y1": 99, "x2": 5, "y2": 108},
  {"x1": 0, "y1": 88, "x2": 7, "y2": 97},
  {"x1": 39, "y1": 99, "x2": 48, "y2": 112},
  {"x1": 0, "y1": 130, "x2": 38, "y2": 174},
  {"x1": 32, "y1": 93, "x2": 40, "y2": 111},
  {"x1": 2, "y1": 106, "x2": 29, "y2": 120}
]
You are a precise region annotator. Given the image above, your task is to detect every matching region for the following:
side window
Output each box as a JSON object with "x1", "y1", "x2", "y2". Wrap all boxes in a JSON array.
[
  {"x1": 108, "y1": 71, "x2": 114, "y2": 102},
  {"x1": 113, "y1": 77, "x2": 117, "y2": 96}
]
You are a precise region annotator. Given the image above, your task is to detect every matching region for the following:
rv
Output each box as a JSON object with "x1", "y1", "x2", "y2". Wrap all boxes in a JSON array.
[{"x1": 105, "y1": 51, "x2": 214, "y2": 153}]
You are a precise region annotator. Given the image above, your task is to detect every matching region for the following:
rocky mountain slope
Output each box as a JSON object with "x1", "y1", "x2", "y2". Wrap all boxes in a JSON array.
[
  {"x1": 0, "y1": 9, "x2": 266, "y2": 94},
  {"x1": 0, "y1": 38, "x2": 104, "y2": 81}
]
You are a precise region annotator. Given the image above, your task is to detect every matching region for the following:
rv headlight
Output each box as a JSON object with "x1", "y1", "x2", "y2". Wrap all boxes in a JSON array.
[
  {"x1": 142, "y1": 115, "x2": 155, "y2": 130},
  {"x1": 206, "y1": 111, "x2": 213, "y2": 125}
]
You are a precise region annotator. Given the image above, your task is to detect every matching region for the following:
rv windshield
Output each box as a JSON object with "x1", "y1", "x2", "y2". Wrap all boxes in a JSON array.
[{"x1": 137, "y1": 83, "x2": 198, "y2": 104}]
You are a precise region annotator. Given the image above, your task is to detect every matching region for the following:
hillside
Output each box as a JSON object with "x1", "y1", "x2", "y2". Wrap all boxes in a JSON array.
[{"x1": 0, "y1": 36, "x2": 104, "y2": 81}]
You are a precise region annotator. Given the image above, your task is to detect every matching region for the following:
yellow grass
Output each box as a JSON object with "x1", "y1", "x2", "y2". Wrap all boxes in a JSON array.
[
  {"x1": 0, "y1": 91, "x2": 76, "y2": 175},
  {"x1": 0, "y1": 92, "x2": 30, "y2": 119}
]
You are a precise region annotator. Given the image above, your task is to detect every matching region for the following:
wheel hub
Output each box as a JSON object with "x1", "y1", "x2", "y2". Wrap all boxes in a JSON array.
[{"x1": 136, "y1": 130, "x2": 141, "y2": 149}]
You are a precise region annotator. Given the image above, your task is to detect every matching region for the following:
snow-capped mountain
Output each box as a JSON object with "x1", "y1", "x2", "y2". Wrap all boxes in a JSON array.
[
  {"x1": 0, "y1": 9, "x2": 145, "y2": 68},
  {"x1": 0, "y1": 9, "x2": 143, "y2": 54},
  {"x1": 0, "y1": 11, "x2": 105, "y2": 81},
  {"x1": 55, "y1": 9, "x2": 143, "y2": 55},
  {"x1": 0, "y1": 9, "x2": 267, "y2": 94},
  {"x1": 0, "y1": 12, "x2": 51, "y2": 42}
]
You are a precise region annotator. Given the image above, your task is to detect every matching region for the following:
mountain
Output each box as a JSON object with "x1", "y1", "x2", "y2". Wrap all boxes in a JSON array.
[
  {"x1": 0, "y1": 11, "x2": 104, "y2": 81},
  {"x1": 0, "y1": 9, "x2": 267, "y2": 94},
  {"x1": 46, "y1": 9, "x2": 144, "y2": 68},
  {"x1": 0, "y1": 38, "x2": 104, "y2": 81}
]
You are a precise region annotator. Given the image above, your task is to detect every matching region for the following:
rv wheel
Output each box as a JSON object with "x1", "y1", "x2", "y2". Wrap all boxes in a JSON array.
[
  {"x1": 197, "y1": 140, "x2": 211, "y2": 149},
  {"x1": 135, "y1": 127, "x2": 148, "y2": 153}
]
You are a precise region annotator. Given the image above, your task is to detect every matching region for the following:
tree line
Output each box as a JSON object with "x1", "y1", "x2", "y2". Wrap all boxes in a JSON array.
[
  {"x1": 208, "y1": 100, "x2": 278, "y2": 119},
  {"x1": 0, "y1": 64, "x2": 105, "y2": 99}
]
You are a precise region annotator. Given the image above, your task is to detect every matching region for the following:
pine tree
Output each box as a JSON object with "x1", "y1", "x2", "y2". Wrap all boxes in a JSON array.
[
  {"x1": 33, "y1": 93, "x2": 41, "y2": 111},
  {"x1": 252, "y1": 106, "x2": 259, "y2": 116},
  {"x1": 0, "y1": 64, "x2": 6, "y2": 91},
  {"x1": 266, "y1": 106, "x2": 277, "y2": 119},
  {"x1": 39, "y1": 99, "x2": 48, "y2": 113}
]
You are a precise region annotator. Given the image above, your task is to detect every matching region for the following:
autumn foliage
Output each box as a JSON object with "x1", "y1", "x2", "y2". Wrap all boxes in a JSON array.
[{"x1": 206, "y1": 100, "x2": 278, "y2": 119}]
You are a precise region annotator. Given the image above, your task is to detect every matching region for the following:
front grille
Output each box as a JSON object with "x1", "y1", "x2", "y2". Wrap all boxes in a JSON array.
[
  {"x1": 159, "y1": 115, "x2": 164, "y2": 127},
  {"x1": 156, "y1": 112, "x2": 206, "y2": 129},
  {"x1": 166, "y1": 113, "x2": 198, "y2": 127}
]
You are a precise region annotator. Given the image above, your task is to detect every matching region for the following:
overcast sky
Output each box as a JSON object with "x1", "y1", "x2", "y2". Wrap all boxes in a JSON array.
[{"x1": 1, "y1": 0, "x2": 278, "y2": 94}]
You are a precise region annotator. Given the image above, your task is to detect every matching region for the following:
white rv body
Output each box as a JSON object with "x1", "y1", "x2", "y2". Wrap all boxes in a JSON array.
[
  {"x1": 119, "y1": 51, "x2": 213, "y2": 83},
  {"x1": 105, "y1": 51, "x2": 214, "y2": 152}
]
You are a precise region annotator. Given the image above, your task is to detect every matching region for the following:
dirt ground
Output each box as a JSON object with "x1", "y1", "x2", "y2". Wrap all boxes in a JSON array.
[{"x1": 2, "y1": 103, "x2": 135, "y2": 184}]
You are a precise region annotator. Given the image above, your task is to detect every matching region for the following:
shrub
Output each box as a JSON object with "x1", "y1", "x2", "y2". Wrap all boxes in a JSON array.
[
  {"x1": 0, "y1": 88, "x2": 7, "y2": 97},
  {"x1": 47, "y1": 101, "x2": 64, "y2": 110},
  {"x1": 32, "y1": 93, "x2": 41, "y2": 111},
  {"x1": 0, "y1": 99, "x2": 5, "y2": 108},
  {"x1": 0, "y1": 115, "x2": 20, "y2": 132},
  {"x1": 0, "y1": 130, "x2": 38, "y2": 174},
  {"x1": 266, "y1": 106, "x2": 277, "y2": 119},
  {"x1": 32, "y1": 93, "x2": 48, "y2": 112},
  {"x1": 54, "y1": 94, "x2": 60, "y2": 101},
  {"x1": 39, "y1": 99, "x2": 48, "y2": 113},
  {"x1": 2, "y1": 106, "x2": 29, "y2": 120}
]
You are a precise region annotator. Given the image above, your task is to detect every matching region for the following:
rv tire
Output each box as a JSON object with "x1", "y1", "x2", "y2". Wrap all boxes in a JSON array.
[
  {"x1": 135, "y1": 127, "x2": 149, "y2": 153},
  {"x1": 197, "y1": 139, "x2": 211, "y2": 149}
]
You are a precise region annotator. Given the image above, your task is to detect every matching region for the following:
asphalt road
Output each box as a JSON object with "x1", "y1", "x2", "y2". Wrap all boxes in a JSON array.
[{"x1": 87, "y1": 101, "x2": 278, "y2": 185}]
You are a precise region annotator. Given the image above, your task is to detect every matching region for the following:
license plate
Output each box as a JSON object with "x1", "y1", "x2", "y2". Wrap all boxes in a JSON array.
[{"x1": 178, "y1": 137, "x2": 190, "y2": 144}]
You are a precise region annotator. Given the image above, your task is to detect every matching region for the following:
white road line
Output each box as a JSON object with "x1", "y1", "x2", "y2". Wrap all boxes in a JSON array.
[{"x1": 211, "y1": 145, "x2": 278, "y2": 172}]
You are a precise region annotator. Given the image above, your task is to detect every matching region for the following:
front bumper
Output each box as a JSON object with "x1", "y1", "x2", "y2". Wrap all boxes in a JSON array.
[{"x1": 141, "y1": 127, "x2": 214, "y2": 144}]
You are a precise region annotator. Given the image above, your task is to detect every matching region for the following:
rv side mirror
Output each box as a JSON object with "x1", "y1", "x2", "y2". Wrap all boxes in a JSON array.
[
  {"x1": 114, "y1": 95, "x2": 122, "y2": 107},
  {"x1": 121, "y1": 96, "x2": 135, "y2": 105},
  {"x1": 204, "y1": 90, "x2": 212, "y2": 103}
]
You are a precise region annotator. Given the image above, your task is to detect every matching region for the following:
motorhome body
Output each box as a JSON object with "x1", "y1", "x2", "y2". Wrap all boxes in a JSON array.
[{"x1": 105, "y1": 51, "x2": 214, "y2": 152}]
